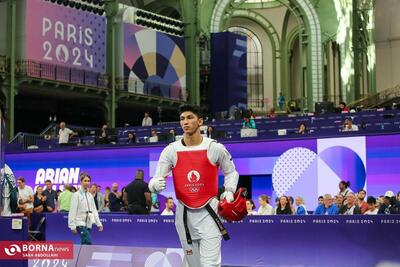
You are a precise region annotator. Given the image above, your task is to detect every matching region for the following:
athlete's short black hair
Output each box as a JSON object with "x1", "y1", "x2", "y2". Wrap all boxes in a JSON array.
[{"x1": 179, "y1": 104, "x2": 203, "y2": 118}]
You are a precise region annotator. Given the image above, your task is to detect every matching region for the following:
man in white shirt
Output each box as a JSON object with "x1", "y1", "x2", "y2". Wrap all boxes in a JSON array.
[
  {"x1": 161, "y1": 197, "x2": 174, "y2": 215},
  {"x1": 17, "y1": 177, "x2": 34, "y2": 214},
  {"x1": 257, "y1": 195, "x2": 275, "y2": 215},
  {"x1": 68, "y1": 173, "x2": 103, "y2": 245},
  {"x1": 142, "y1": 112, "x2": 153, "y2": 126},
  {"x1": 58, "y1": 122, "x2": 75, "y2": 144},
  {"x1": 149, "y1": 104, "x2": 239, "y2": 267}
]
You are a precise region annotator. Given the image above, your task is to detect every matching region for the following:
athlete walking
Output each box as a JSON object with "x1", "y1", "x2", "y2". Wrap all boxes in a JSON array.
[{"x1": 149, "y1": 105, "x2": 239, "y2": 267}]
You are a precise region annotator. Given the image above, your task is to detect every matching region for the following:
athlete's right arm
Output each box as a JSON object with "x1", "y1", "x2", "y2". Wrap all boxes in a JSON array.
[{"x1": 148, "y1": 145, "x2": 175, "y2": 193}]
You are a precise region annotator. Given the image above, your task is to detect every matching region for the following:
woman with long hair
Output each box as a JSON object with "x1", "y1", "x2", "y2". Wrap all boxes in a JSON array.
[{"x1": 276, "y1": 196, "x2": 293, "y2": 215}]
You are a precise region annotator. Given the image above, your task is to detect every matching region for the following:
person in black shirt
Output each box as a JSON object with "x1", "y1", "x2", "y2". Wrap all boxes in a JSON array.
[
  {"x1": 109, "y1": 182, "x2": 124, "y2": 211},
  {"x1": 123, "y1": 169, "x2": 151, "y2": 214},
  {"x1": 42, "y1": 180, "x2": 57, "y2": 212},
  {"x1": 276, "y1": 196, "x2": 293, "y2": 214},
  {"x1": 33, "y1": 186, "x2": 46, "y2": 213},
  {"x1": 126, "y1": 132, "x2": 136, "y2": 144}
]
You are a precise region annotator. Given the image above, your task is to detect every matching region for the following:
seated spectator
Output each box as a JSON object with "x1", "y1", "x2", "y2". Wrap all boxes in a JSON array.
[
  {"x1": 364, "y1": 196, "x2": 379, "y2": 215},
  {"x1": 336, "y1": 194, "x2": 344, "y2": 210},
  {"x1": 357, "y1": 189, "x2": 368, "y2": 214},
  {"x1": 276, "y1": 196, "x2": 292, "y2": 215},
  {"x1": 339, "y1": 101, "x2": 350, "y2": 112},
  {"x1": 103, "y1": 186, "x2": 111, "y2": 212},
  {"x1": 17, "y1": 177, "x2": 34, "y2": 216},
  {"x1": 33, "y1": 186, "x2": 46, "y2": 213},
  {"x1": 109, "y1": 183, "x2": 124, "y2": 211},
  {"x1": 161, "y1": 197, "x2": 175, "y2": 216},
  {"x1": 378, "y1": 191, "x2": 397, "y2": 214},
  {"x1": 268, "y1": 108, "x2": 276, "y2": 118},
  {"x1": 318, "y1": 196, "x2": 324, "y2": 206},
  {"x1": 297, "y1": 123, "x2": 308, "y2": 134},
  {"x1": 58, "y1": 122, "x2": 76, "y2": 145},
  {"x1": 295, "y1": 196, "x2": 308, "y2": 215},
  {"x1": 314, "y1": 194, "x2": 339, "y2": 215},
  {"x1": 149, "y1": 130, "x2": 158, "y2": 143},
  {"x1": 207, "y1": 126, "x2": 217, "y2": 139},
  {"x1": 126, "y1": 132, "x2": 136, "y2": 144},
  {"x1": 257, "y1": 195, "x2": 274, "y2": 215},
  {"x1": 98, "y1": 124, "x2": 110, "y2": 144},
  {"x1": 288, "y1": 196, "x2": 296, "y2": 214},
  {"x1": 342, "y1": 118, "x2": 359, "y2": 132},
  {"x1": 58, "y1": 184, "x2": 73, "y2": 212},
  {"x1": 167, "y1": 129, "x2": 176, "y2": 143},
  {"x1": 123, "y1": 170, "x2": 151, "y2": 214},
  {"x1": 242, "y1": 112, "x2": 256, "y2": 129},
  {"x1": 340, "y1": 192, "x2": 361, "y2": 214},
  {"x1": 397, "y1": 192, "x2": 400, "y2": 203},
  {"x1": 246, "y1": 199, "x2": 257, "y2": 215},
  {"x1": 43, "y1": 179, "x2": 57, "y2": 212},
  {"x1": 142, "y1": 112, "x2": 153, "y2": 126}
]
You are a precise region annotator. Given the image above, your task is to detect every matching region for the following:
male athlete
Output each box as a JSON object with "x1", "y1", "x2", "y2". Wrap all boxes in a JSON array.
[{"x1": 149, "y1": 105, "x2": 239, "y2": 267}]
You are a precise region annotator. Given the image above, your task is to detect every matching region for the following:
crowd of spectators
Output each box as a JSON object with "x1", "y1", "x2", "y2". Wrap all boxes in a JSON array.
[{"x1": 16, "y1": 173, "x2": 400, "y2": 225}]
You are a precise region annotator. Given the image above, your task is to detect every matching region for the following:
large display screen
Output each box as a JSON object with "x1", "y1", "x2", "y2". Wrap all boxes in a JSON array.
[
  {"x1": 124, "y1": 23, "x2": 186, "y2": 99},
  {"x1": 25, "y1": 0, "x2": 106, "y2": 73},
  {"x1": 5, "y1": 134, "x2": 400, "y2": 209}
]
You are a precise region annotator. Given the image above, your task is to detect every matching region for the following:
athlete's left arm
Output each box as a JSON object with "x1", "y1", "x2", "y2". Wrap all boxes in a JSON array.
[{"x1": 211, "y1": 142, "x2": 239, "y2": 193}]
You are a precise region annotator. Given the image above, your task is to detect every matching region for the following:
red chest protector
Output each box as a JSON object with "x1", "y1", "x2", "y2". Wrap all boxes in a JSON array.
[{"x1": 172, "y1": 149, "x2": 218, "y2": 209}]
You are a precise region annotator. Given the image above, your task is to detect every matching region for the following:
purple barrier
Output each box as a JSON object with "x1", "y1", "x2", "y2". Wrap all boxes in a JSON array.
[
  {"x1": 0, "y1": 216, "x2": 28, "y2": 267},
  {"x1": 43, "y1": 213, "x2": 400, "y2": 267}
]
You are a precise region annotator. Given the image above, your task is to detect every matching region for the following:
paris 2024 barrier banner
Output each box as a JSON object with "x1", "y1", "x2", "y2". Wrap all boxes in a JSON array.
[{"x1": 41, "y1": 213, "x2": 400, "y2": 267}]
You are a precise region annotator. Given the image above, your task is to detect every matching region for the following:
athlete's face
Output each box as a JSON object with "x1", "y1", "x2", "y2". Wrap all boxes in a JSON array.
[{"x1": 180, "y1": 111, "x2": 203, "y2": 135}]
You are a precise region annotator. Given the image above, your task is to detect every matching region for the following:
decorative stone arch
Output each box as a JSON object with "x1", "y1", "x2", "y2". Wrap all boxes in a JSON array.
[
  {"x1": 230, "y1": 9, "x2": 281, "y2": 108},
  {"x1": 210, "y1": 0, "x2": 323, "y2": 109}
]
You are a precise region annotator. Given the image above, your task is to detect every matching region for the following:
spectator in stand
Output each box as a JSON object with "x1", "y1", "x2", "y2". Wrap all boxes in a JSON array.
[
  {"x1": 339, "y1": 102, "x2": 350, "y2": 112},
  {"x1": 17, "y1": 177, "x2": 34, "y2": 217},
  {"x1": 168, "y1": 129, "x2": 176, "y2": 143},
  {"x1": 340, "y1": 192, "x2": 361, "y2": 215},
  {"x1": 397, "y1": 192, "x2": 400, "y2": 203},
  {"x1": 207, "y1": 126, "x2": 217, "y2": 139},
  {"x1": 314, "y1": 194, "x2": 339, "y2": 215},
  {"x1": 364, "y1": 196, "x2": 379, "y2": 215},
  {"x1": 297, "y1": 123, "x2": 308, "y2": 134},
  {"x1": 336, "y1": 194, "x2": 344, "y2": 210},
  {"x1": 246, "y1": 199, "x2": 257, "y2": 215},
  {"x1": 149, "y1": 130, "x2": 159, "y2": 143},
  {"x1": 33, "y1": 186, "x2": 46, "y2": 213},
  {"x1": 58, "y1": 122, "x2": 76, "y2": 145},
  {"x1": 103, "y1": 186, "x2": 111, "y2": 212},
  {"x1": 126, "y1": 132, "x2": 137, "y2": 144},
  {"x1": 161, "y1": 197, "x2": 175, "y2": 216},
  {"x1": 142, "y1": 112, "x2": 153, "y2": 126},
  {"x1": 278, "y1": 92, "x2": 286, "y2": 111},
  {"x1": 71, "y1": 186, "x2": 77, "y2": 193},
  {"x1": 378, "y1": 191, "x2": 396, "y2": 214},
  {"x1": 342, "y1": 118, "x2": 359, "y2": 132},
  {"x1": 318, "y1": 196, "x2": 324, "y2": 206},
  {"x1": 43, "y1": 179, "x2": 57, "y2": 212},
  {"x1": 109, "y1": 183, "x2": 124, "y2": 211},
  {"x1": 98, "y1": 124, "x2": 110, "y2": 144},
  {"x1": 242, "y1": 111, "x2": 256, "y2": 129},
  {"x1": 357, "y1": 189, "x2": 368, "y2": 214},
  {"x1": 339, "y1": 181, "x2": 351, "y2": 197},
  {"x1": 58, "y1": 184, "x2": 73, "y2": 212},
  {"x1": 257, "y1": 195, "x2": 274, "y2": 215},
  {"x1": 123, "y1": 170, "x2": 151, "y2": 214},
  {"x1": 268, "y1": 108, "x2": 276, "y2": 118},
  {"x1": 249, "y1": 109, "x2": 256, "y2": 119},
  {"x1": 295, "y1": 196, "x2": 308, "y2": 215},
  {"x1": 90, "y1": 184, "x2": 104, "y2": 212},
  {"x1": 276, "y1": 196, "x2": 292, "y2": 215},
  {"x1": 288, "y1": 196, "x2": 296, "y2": 214},
  {"x1": 56, "y1": 190, "x2": 62, "y2": 199}
]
